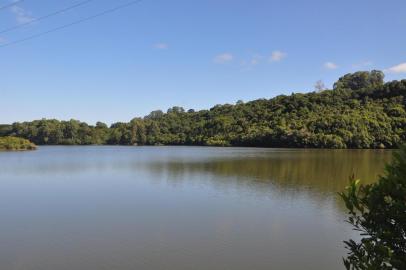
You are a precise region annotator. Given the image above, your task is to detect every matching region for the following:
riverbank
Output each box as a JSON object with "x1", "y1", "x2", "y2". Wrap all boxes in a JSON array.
[{"x1": 0, "y1": 136, "x2": 37, "y2": 151}]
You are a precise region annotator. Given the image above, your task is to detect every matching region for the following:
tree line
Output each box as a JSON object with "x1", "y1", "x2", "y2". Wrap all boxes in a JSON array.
[{"x1": 1, "y1": 70, "x2": 406, "y2": 148}]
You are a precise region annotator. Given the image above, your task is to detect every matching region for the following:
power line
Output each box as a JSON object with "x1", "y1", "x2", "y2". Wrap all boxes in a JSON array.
[
  {"x1": 0, "y1": 0, "x2": 96, "y2": 34},
  {"x1": 0, "y1": 0, "x2": 24, "y2": 11},
  {"x1": 0, "y1": 0, "x2": 143, "y2": 48}
]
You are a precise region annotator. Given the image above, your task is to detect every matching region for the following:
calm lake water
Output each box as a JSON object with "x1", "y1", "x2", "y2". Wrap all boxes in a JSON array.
[{"x1": 0, "y1": 146, "x2": 393, "y2": 270}]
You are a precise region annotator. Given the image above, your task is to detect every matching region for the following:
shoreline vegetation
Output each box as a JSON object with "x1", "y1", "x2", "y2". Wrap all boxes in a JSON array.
[
  {"x1": 1, "y1": 70, "x2": 405, "y2": 149},
  {"x1": 0, "y1": 136, "x2": 37, "y2": 151},
  {"x1": 340, "y1": 146, "x2": 406, "y2": 269}
]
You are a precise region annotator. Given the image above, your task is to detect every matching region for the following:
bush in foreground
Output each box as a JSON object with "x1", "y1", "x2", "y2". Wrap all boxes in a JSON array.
[
  {"x1": 340, "y1": 146, "x2": 406, "y2": 269},
  {"x1": 0, "y1": 136, "x2": 37, "y2": 151}
]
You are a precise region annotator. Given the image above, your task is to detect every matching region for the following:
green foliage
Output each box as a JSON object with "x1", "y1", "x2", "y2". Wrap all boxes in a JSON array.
[
  {"x1": 205, "y1": 135, "x2": 231, "y2": 146},
  {"x1": 5, "y1": 119, "x2": 110, "y2": 145},
  {"x1": 0, "y1": 136, "x2": 36, "y2": 151},
  {"x1": 339, "y1": 147, "x2": 406, "y2": 269},
  {"x1": 334, "y1": 70, "x2": 384, "y2": 90},
  {"x1": 1, "y1": 71, "x2": 406, "y2": 148},
  {"x1": 0, "y1": 124, "x2": 12, "y2": 136}
]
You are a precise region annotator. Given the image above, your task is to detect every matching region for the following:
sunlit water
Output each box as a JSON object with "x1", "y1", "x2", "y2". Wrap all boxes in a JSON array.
[{"x1": 0, "y1": 146, "x2": 393, "y2": 270}]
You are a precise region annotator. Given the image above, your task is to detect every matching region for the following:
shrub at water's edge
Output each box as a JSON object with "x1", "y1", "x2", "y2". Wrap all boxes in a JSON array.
[
  {"x1": 339, "y1": 146, "x2": 406, "y2": 269},
  {"x1": 0, "y1": 136, "x2": 37, "y2": 151}
]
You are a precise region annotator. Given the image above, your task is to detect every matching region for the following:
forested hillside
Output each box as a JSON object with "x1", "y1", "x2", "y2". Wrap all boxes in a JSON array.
[{"x1": 2, "y1": 70, "x2": 406, "y2": 148}]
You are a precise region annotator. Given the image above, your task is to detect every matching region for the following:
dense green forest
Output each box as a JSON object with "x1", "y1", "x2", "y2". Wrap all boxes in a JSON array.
[
  {"x1": 0, "y1": 136, "x2": 37, "y2": 151},
  {"x1": 1, "y1": 70, "x2": 406, "y2": 149}
]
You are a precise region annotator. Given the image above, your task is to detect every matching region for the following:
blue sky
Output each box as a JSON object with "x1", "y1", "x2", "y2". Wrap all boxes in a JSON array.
[{"x1": 1, "y1": 0, "x2": 406, "y2": 124}]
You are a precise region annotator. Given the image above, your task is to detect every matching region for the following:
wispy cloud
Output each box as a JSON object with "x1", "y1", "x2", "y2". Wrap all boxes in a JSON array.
[
  {"x1": 352, "y1": 60, "x2": 373, "y2": 69},
  {"x1": 214, "y1": 53, "x2": 234, "y2": 64},
  {"x1": 250, "y1": 54, "x2": 262, "y2": 65},
  {"x1": 240, "y1": 54, "x2": 263, "y2": 69},
  {"x1": 10, "y1": 4, "x2": 33, "y2": 24},
  {"x1": 385, "y1": 62, "x2": 406, "y2": 74},
  {"x1": 324, "y1": 62, "x2": 338, "y2": 70},
  {"x1": 154, "y1": 43, "x2": 169, "y2": 50},
  {"x1": 269, "y1": 50, "x2": 287, "y2": 62}
]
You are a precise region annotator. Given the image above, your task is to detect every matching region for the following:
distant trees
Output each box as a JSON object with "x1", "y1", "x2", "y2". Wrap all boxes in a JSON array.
[
  {"x1": 0, "y1": 125, "x2": 12, "y2": 136},
  {"x1": 1, "y1": 70, "x2": 406, "y2": 148},
  {"x1": 334, "y1": 70, "x2": 384, "y2": 90},
  {"x1": 167, "y1": 106, "x2": 185, "y2": 114},
  {"x1": 7, "y1": 119, "x2": 110, "y2": 145},
  {"x1": 93, "y1": 122, "x2": 109, "y2": 144},
  {"x1": 314, "y1": 80, "x2": 326, "y2": 92},
  {"x1": 130, "y1": 118, "x2": 146, "y2": 145},
  {"x1": 340, "y1": 146, "x2": 406, "y2": 269},
  {"x1": 108, "y1": 122, "x2": 131, "y2": 145},
  {"x1": 145, "y1": 110, "x2": 164, "y2": 120}
]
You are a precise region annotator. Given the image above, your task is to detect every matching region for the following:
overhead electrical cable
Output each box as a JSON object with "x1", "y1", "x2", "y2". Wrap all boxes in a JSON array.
[
  {"x1": 0, "y1": 0, "x2": 143, "y2": 48},
  {"x1": 0, "y1": 0, "x2": 96, "y2": 34},
  {"x1": 0, "y1": 0, "x2": 24, "y2": 11}
]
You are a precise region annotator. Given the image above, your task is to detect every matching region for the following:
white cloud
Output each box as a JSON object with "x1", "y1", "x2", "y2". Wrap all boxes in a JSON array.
[
  {"x1": 214, "y1": 53, "x2": 234, "y2": 64},
  {"x1": 324, "y1": 62, "x2": 338, "y2": 70},
  {"x1": 10, "y1": 4, "x2": 33, "y2": 24},
  {"x1": 154, "y1": 43, "x2": 168, "y2": 50},
  {"x1": 270, "y1": 50, "x2": 287, "y2": 62},
  {"x1": 385, "y1": 62, "x2": 406, "y2": 74}
]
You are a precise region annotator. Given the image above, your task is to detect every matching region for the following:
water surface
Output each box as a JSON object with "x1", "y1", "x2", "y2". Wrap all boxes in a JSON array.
[{"x1": 0, "y1": 146, "x2": 393, "y2": 270}]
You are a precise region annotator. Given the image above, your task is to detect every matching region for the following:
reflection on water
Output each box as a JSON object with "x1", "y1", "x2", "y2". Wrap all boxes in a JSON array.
[
  {"x1": 0, "y1": 146, "x2": 393, "y2": 270},
  {"x1": 147, "y1": 148, "x2": 391, "y2": 192}
]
